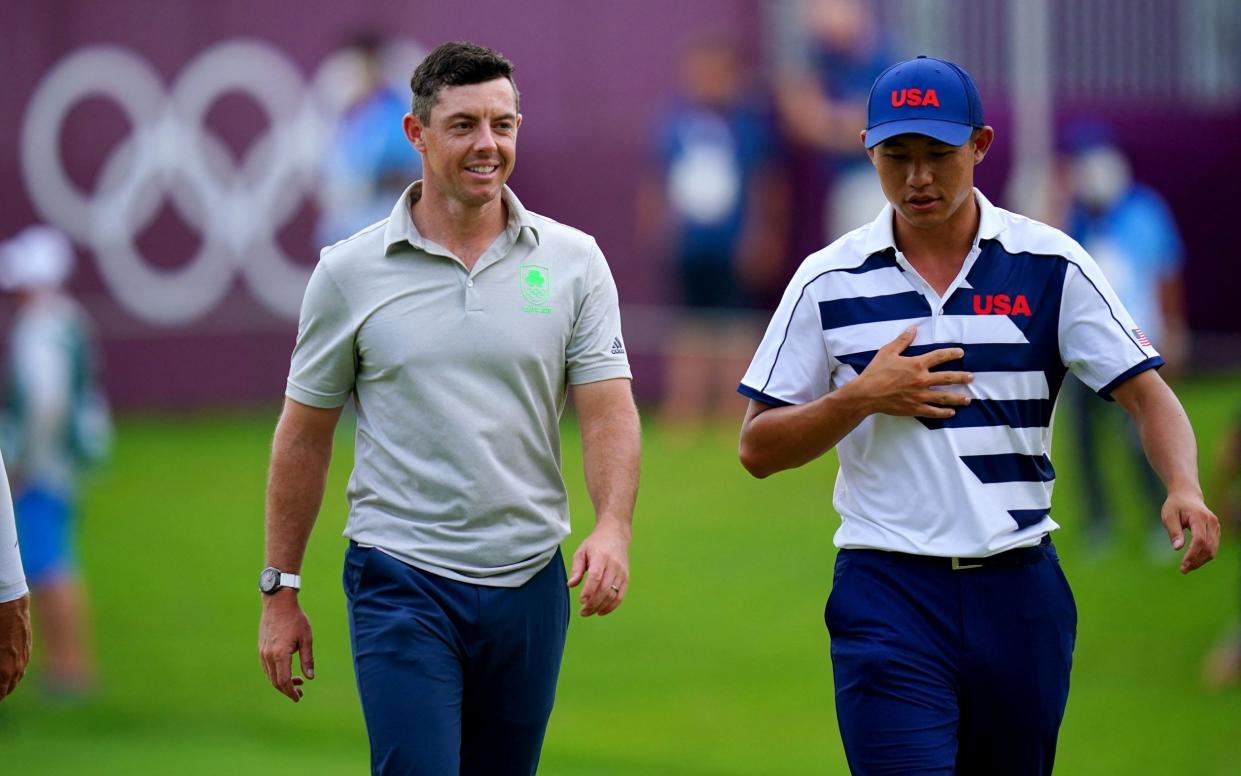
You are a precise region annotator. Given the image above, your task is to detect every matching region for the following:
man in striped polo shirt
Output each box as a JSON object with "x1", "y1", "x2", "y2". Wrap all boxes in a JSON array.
[{"x1": 738, "y1": 55, "x2": 1219, "y2": 775}]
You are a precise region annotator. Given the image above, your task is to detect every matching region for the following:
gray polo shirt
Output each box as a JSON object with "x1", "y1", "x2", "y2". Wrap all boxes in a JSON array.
[{"x1": 286, "y1": 182, "x2": 632, "y2": 587}]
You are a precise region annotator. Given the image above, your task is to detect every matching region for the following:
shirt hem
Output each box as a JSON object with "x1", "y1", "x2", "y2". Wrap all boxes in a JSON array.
[
  {"x1": 359, "y1": 543, "x2": 561, "y2": 589},
  {"x1": 0, "y1": 581, "x2": 29, "y2": 603},
  {"x1": 737, "y1": 383, "x2": 792, "y2": 407},
  {"x1": 567, "y1": 366, "x2": 633, "y2": 385},
  {"x1": 1097, "y1": 355, "x2": 1164, "y2": 401},
  {"x1": 285, "y1": 382, "x2": 351, "y2": 408}
]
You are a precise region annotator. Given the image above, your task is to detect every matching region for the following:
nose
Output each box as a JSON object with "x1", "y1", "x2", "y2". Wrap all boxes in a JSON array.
[
  {"x1": 907, "y1": 159, "x2": 933, "y2": 188},
  {"x1": 472, "y1": 124, "x2": 498, "y2": 153}
]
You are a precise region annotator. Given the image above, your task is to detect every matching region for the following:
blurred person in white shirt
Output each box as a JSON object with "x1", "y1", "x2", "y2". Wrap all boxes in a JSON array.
[{"x1": 0, "y1": 225, "x2": 110, "y2": 696}]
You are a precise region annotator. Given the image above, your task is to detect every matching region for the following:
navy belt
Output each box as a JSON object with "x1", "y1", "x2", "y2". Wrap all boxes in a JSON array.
[{"x1": 852, "y1": 535, "x2": 1052, "y2": 571}]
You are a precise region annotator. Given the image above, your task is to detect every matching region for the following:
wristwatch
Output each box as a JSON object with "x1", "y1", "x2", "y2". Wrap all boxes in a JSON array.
[{"x1": 259, "y1": 566, "x2": 301, "y2": 595}]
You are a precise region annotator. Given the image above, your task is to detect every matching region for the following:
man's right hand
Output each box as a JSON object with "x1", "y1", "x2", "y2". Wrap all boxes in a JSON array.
[
  {"x1": 259, "y1": 589, "x2": 314, "y2": 702},
  {"x1": 847, "y1": 327, "x2": 973, "y2": 418},
  {"x1": 0, "y1": 594, "x2": 32, "y2": 701}
]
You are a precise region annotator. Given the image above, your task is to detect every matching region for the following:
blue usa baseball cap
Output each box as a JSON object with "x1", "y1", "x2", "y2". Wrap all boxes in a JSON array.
[{"x1": 864, "y1": 55, "x2": 984, "y2": 149}]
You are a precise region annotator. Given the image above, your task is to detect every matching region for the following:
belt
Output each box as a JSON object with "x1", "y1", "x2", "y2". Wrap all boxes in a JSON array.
[{"x1": 852, "y1": 535, "x2": 1052, "y2": 571}]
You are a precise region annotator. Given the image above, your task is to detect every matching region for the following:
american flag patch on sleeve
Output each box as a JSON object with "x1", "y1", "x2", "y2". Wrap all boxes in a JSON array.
[{"x1": 1132, "y1": 327, "x2": 1152, "y2": 347}]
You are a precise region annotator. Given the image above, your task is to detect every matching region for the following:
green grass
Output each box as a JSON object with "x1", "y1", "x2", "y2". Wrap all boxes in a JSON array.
[{"x1": 2, "y1": 375, "x2": 1239, "y2": 774}]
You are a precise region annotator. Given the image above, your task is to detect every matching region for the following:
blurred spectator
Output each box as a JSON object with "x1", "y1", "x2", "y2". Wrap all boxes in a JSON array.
[
  {"x1": 316, "y1": 31, "x2": 422, "y2": 247},
  {"x1": 0, "y1": 225, "x2": 111, "y2": 697},
  {"x1": 1203, "y1": 413, "x2": 1241, "y2": 689},
  {"x1": 776, "y1": 0, "x2": 892, "y2": 241},
  {"x1": 1055, "y1": 121, "x2": 1188, "y2": 553},
  {"x1": 639, "y1": 35, "x2": 789, "y2": 434}
]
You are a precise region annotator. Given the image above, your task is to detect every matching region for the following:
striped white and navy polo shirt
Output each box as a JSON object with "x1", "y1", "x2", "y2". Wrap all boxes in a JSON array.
[{"x1": 739, "y1": 189, "x2": 1162, "y2": 557}]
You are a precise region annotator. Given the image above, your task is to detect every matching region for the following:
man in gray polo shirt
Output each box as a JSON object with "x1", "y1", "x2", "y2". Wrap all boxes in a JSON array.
[{"x1": 257, "y1": 41, "x2": 640, "y2": 776}]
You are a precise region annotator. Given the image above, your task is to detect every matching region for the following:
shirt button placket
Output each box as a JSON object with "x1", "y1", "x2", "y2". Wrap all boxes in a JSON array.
[{"x1": 465, "y1": 275, "x2": 483, "y2": 312}]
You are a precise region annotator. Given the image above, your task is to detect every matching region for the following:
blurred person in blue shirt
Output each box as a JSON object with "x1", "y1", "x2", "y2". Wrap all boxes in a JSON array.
[
  {"x1": 0, "y1": 225, "x2": 111, "y2": 696},
  {"x1": 640, "y1": 34, "x2": 788, "y2": 433},
  {"x1": 1058, "y1": 121, "x2": 1189, "y2": 552},
  {"x1": 776, "y1": 0, "x2": 893, "y2": 240},
  {"x1": 316, "y1": 32, "x2": 422, "y2": 247}
]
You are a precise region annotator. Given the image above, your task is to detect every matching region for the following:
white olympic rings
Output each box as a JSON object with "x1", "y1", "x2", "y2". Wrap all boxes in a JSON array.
[{"x1": 20, "y1": 38, "x2": 425, "y2": 326}]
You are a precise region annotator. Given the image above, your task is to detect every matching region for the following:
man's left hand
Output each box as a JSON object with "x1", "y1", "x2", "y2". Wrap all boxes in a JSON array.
[
  {"x1": 1161, "y1": 491, "x2": 1221, "y2": 574},
  {"x1": 568, "y1": 522, "x2": 630, "y2": 617}
]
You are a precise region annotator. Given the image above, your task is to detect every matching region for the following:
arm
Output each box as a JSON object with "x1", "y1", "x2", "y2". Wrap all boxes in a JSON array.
[
  {"x1": 567, "y1": 378, "x2": 640, "y2": 617},
  {"x1": 258, "y1": 398, "x2": 343, "y2": 702},
  {"x1": 739, "y1": 328, "x2": 971, "y2": 478},
  {"x1": 775, "y1": 72, "x2": 868, "y2": 154},
  {"x1": 1112, "y1": 370, "x2": 1220, "y2": 574}
]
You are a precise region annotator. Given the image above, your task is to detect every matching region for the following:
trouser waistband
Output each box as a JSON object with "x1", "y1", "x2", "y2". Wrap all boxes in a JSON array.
[{"x1": 844, "y1": 535, "x2": 1052, "y2": 571}]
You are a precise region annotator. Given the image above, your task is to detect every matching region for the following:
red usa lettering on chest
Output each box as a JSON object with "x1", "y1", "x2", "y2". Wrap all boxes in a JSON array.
[
  {"x1": 890, "y1": 88, "x2": 940, "y2": 107},
  {"x1": 973, "y1": 294, "x2": 1032, "y2": 316}
]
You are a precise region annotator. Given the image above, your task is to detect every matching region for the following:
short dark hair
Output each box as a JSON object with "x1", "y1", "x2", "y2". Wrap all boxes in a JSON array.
[{"x1": 409, "y1": 41, "x2": 519, "y2": 123}]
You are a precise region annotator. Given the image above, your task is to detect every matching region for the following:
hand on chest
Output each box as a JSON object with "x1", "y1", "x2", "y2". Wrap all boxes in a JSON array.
[{"x1": 820, "y1": 250, "x2": 1064, "y2": 379}]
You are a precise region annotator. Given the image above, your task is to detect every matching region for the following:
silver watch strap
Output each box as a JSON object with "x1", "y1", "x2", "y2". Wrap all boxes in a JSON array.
[{"x1": 278, "y1": 572, "x2": 301, "y2": 590}]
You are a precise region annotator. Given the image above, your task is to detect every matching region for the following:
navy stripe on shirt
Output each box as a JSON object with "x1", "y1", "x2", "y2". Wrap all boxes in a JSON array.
[
  {"x1": 837, "y1": 342, "x2": 1049, "y2": 375},
  {"x1": 960, "y1": 453, "x2": 1056, "y2": 483},
  {"x1": 818, "y1": 291, "x2": 930, "y2": 331},
  {"x1": 918, "y1": 398, "x2": 1053, "y2": 430},
  {"x1": 1009, "y1": 508, "x2": 1051, "y2": 529}
]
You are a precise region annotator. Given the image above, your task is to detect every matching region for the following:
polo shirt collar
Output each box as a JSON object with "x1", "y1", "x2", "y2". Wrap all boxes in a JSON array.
[
  {"x1": 383, "y1": 180, "x2": 541, "y2": 256},
  {"x1": 862, "y1": 187, "x2": 1004, "y2": 257}
]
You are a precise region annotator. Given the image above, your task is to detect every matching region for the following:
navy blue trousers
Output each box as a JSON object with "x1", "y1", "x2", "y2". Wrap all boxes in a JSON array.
[
  {"x1": 344, "y1": 543, "x2": 569, "y2": 776},
  {"x1": 826, "y1": 541, "x2": 1077, "y2": 775}
]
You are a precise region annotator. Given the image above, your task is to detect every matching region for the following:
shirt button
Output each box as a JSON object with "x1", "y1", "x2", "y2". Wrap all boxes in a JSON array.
[{"x1": 466, "y1": 280, "x2": 474, "y2": 287}]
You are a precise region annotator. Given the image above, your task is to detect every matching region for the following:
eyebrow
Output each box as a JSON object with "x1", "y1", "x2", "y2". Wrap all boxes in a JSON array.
[{"x1": 444, "y1": 111, "x2": 517, "y2": 122}]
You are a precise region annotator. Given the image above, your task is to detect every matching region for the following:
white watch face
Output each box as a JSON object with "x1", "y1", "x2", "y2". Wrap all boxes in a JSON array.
[{"x1": 260, "y1": 568, "x2": 281, "y2": 593}]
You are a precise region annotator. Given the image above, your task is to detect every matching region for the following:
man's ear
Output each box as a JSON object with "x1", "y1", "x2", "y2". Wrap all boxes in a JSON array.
[
  {"x1": 404, "y1": 113, "x2": 426, "y2": 153},
  {"x1": 861, "y1": 130, "x2": 877, "y2": 166},
  {"x1": 972, "y1": 126, "x2": 995, "y2": 164}
]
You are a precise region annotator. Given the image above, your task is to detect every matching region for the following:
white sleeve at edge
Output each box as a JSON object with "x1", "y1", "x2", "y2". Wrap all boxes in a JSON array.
[{"x1": 0, "y1": 452, "x2": 27, "y2": 603}]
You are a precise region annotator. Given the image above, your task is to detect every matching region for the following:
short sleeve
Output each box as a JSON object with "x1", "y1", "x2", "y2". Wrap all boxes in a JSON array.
[
  {"x1": 286, "y1": 261, "x2": 357, "y2": 408},
  {"x1": 566, "y1": 243, "x2": 632, "y2": 385},
  {"x1": 1059, "y1": 250, "x2": 1163, "y2": 400},
  {"x1": 0, "y1": 452, "x2": 27, "y2": 603},
  {"x1": 738, "y1": 272, "x2": 833, "y2": 406}
]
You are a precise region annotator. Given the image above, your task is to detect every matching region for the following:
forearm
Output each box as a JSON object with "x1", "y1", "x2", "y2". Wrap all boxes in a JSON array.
[
  {"x1": 264, "y1": 411, "x2": 337, "y2": 571},
  {"x1": 1120, "y1": 375, "x2": 1202, "y2": 496},
  {"x1": 579, "y1": 399, "x2": 640, "y2": 533},
  {"x1": 739, "y1": 384, "x2": 871, "y2": 479}
]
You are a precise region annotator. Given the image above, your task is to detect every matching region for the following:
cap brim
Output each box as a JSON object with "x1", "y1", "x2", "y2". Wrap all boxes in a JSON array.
[{"x1": 864, "y1": 119, "x2": 975, "y2": 149}]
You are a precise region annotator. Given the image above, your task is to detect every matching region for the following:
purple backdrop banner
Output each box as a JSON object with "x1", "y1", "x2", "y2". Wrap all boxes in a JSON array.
[
  {"x1": 1, "y1": 2, "x2": 1237, "y2": 408},
  {"x1": 0, "y1": 1, "x2": 760, "y2": 408}
]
